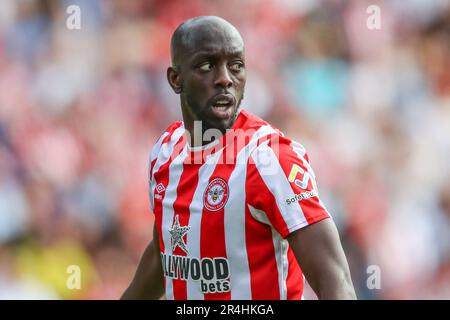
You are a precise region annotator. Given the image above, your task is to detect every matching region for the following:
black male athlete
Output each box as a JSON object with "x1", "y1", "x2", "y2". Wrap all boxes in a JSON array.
[{"x1": 122, "y1": 16, "x2": 356, "y2": 300}]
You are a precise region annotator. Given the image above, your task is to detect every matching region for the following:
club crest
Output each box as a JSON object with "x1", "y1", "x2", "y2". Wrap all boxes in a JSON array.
[{"x1": 204, "y1": 177, "x2": 229, "y2": 212}]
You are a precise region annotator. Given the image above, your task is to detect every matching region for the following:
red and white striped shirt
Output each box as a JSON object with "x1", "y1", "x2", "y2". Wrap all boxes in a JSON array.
[{"x1": 149, "y1": 109, "x2": 330, "y2": 300}]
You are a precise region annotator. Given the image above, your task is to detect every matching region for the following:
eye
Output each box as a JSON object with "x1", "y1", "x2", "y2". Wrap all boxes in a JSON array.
[
  {"x1": 229, "y1": 62, "x2": 244, "y2": 72},
  {"x1": 198, "y1": 62, "x2": 213, "y2": 72}
]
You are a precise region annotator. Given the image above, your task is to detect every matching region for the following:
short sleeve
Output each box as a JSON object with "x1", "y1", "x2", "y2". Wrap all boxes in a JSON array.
[
  {"x1": 148, "y1": 121, "x2": 183, "y2": 214},
  {"x1": 246, "y1": 135, "x2": 330, "y2": 238},
  {"x1": 148, "y1": 133, "x2": 168, "y2": 213}
]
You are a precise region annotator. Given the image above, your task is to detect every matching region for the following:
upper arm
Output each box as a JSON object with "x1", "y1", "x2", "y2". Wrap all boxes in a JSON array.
[
  {"x1": 287, "y1": 218, "x2": 356, "y2": 300},
  {"x1": 247, "y1": 135, "x2": 355, "y2": 299}
]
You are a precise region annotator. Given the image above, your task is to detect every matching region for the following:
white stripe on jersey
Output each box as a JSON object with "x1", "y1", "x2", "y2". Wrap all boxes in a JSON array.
[
  {"x1": 251, "y1": 140, "x2": 310, "y2": 233},
  {"x1": 280, "y1": 239, "x2": 289, "y2": 300},
  {"x1": 225, "y1": 125, "x2": 277, "y2": 299},
  {"x1": 161, "y1": 144, "x2": 189, "y2": 300}
]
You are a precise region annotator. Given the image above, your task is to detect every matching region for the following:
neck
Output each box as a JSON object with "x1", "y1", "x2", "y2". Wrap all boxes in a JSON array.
[
  {"x1": 185, "y1": 120, "x2": 225, "y2": 148},
  {"x1": 182, "y1": 111, "x2": 240, "y2": 148}
]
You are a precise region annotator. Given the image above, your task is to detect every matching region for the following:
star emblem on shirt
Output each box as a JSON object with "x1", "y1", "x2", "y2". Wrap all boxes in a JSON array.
[{"x1": 169, "y1": 215, "x2": 190, "y2": 255}]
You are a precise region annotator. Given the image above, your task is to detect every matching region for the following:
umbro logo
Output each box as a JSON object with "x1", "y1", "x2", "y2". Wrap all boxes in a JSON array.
[
  {"x1": 156, "y1": 183, "x2": 166, "y2": 194},
  {"x1": 155, "y1": 183, "x2": 166, "y2": 200}
]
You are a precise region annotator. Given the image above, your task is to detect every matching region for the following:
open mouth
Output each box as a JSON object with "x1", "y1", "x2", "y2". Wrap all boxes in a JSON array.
[{"x1": 210, "y1": 94, "x2": 235, "y2": 120}]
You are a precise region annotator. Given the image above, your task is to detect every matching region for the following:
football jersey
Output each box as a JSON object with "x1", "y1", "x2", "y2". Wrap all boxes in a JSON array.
[{"x1": 149, "y1": 109, "x2": 330, "y2": 300}]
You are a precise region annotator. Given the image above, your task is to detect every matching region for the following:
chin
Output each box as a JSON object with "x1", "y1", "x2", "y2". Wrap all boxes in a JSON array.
[{"x1": 214, "y1": 114, "x2": 236, "y2": 131}]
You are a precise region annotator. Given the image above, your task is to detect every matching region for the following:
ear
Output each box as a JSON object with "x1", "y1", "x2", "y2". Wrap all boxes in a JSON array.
[{"x1": 167, "y1": 66, "x2": 182, "y2": 94}]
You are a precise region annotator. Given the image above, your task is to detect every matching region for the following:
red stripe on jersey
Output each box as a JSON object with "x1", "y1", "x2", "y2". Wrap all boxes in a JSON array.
[
  {"x1": 171, "y1": 161, "x2": 201, "y2": 300},
  {"x1": 200, "y1": 175, "x2": 230, "y2": 300},
  {"x1": 244, "y1": 204, "x2": 281, "y2": 299},
  {"x1": 246, "y1": 159, "x2": 290, "y2": 237},
  {"x1": 268, "y1": 137, "x2": 329, "y2": 225}
]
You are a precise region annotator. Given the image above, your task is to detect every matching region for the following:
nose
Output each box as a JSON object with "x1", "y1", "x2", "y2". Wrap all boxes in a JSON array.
[{"x1": 214, "y1": 65, "x2": 233, "y2": 89}]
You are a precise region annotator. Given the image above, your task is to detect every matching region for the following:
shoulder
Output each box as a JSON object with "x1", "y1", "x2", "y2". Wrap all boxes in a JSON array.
[
  {"x1": 150, "y1": 121, "x2": 185, "y2": 161},
  {"x1": 160, "y1": 121, "x2": 185, "y2": 144},
  {"x1": 240, "y1": 109, "x2": 281, "y2": 134},
  {"x1": 248, "y1": 128, "x2": 313, "y2": 180},
  {"x1": 238, "y1": 109, "x2": 288, "y2": 150},
  {"x1": 245, "y1": 121, "x2": 308, "y2": 163},
  {"x1": 238, "y1": 110, "x2": 310, "y2": 163}
]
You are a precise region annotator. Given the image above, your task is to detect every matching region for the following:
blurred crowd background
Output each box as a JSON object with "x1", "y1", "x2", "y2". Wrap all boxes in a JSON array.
[{"x1": 1, "y1": 0, "x2": 450, "y2": 299}]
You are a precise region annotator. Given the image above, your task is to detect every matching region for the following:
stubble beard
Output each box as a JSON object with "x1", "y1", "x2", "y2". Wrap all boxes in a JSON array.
[{"x1": 182, "y1": 92, "x2": 244, "y2": 135}]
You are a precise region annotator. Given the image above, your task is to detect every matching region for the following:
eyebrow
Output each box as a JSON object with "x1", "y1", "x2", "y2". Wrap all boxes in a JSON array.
[{"x1": 190, "y1": 49, "x2": 244, "y2": 61}]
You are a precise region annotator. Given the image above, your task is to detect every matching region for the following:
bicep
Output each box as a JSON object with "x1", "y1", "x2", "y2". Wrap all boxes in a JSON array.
[{"x1": 287, "y1": 218, "x2": 356, "y2": 299}]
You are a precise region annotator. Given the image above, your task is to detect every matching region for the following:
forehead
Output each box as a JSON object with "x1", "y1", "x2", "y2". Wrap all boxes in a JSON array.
[{"x1": 181, "y1": 23, "x2": 244, "y2": 59}]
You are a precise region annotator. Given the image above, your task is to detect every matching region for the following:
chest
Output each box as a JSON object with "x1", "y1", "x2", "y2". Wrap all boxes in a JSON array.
[{"x1": 154, "y1": 162, "x2": 248, "y2": 219}]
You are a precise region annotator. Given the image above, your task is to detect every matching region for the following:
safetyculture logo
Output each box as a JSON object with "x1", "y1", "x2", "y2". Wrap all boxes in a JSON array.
[
  {"x1": 288, "y1": 164, "x2": 311, "y2": 189},
  {"x1": 285, "y1": 190, "x2": 318, "y2": 205},
  {"x1": 286, "y1": 164, "x2": 316, "y2": 204}
]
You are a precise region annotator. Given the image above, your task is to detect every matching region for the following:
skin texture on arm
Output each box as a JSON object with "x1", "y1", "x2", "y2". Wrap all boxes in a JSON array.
[
  {"x1": 287, "y1": 218, "x2": 357, "y2": 300},
  {"x1": 121, "y1": 225, "x2": 164, "y2": 300}
]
